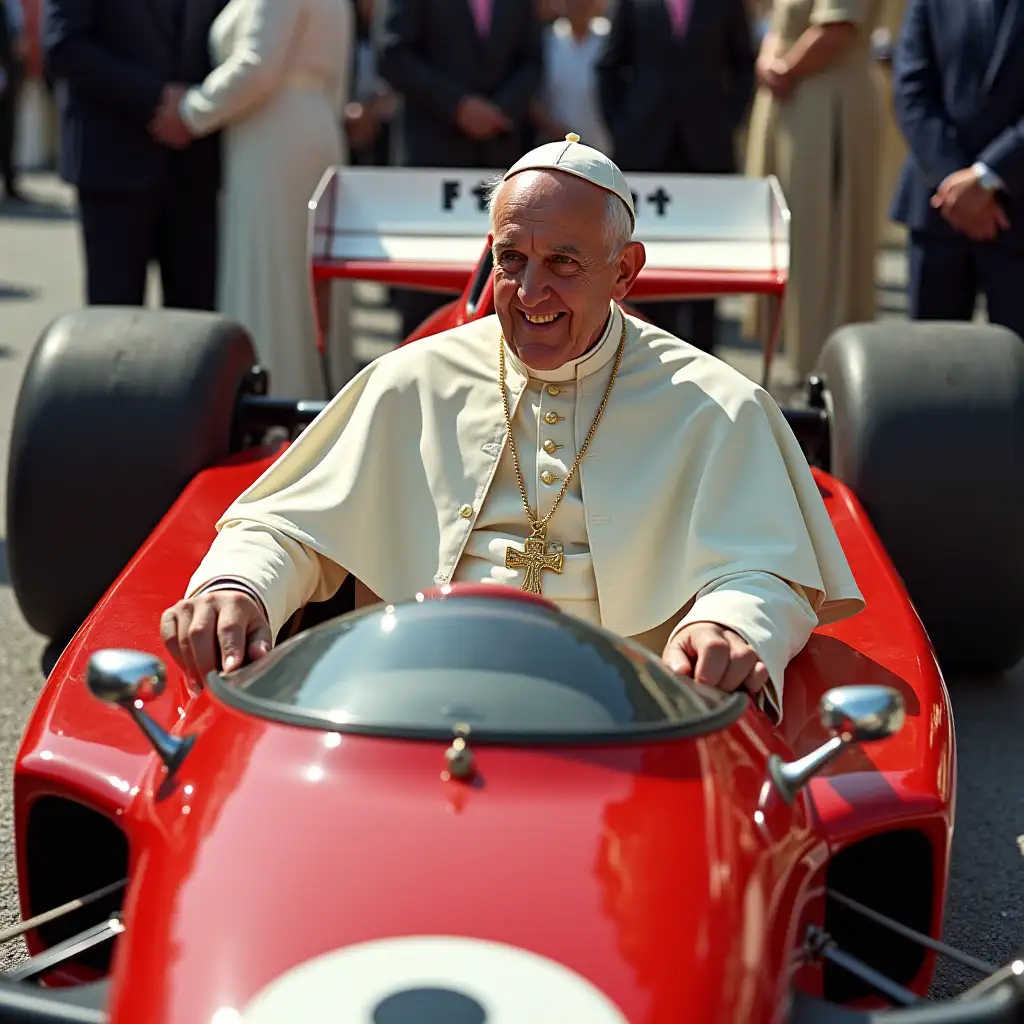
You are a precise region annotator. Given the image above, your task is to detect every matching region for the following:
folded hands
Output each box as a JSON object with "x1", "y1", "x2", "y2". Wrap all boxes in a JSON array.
[
  {"x1": 931, "y1": 168, "x2": 1011, "y2": 243},
  {"x1": 149, "y1": 83, "x2": 193, "y2": 149}
]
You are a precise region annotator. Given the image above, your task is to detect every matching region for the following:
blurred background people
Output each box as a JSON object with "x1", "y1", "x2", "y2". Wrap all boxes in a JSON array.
[
  {"x1": 530, "y1": 0, "x2": 612, "y2": 153},
  {"x1": 154, "y1": 0, "x2": 353, "y2": 399},
  {"x1": 375, "y1": 0, "x2": 542, "y2": 338},
  {"x1": 597, "y1": 0, "x2": 756, "y2": 354},
  {"x1": 346, "y1": 0, "x2": 396, "y2": 166},
  {"x1": 744, "y1": 0, "x2": 884, "y2": 383},
  {"x1": 891, "y1": 0, "x2": 1024, "y2": 341},
  {"x1": 1, "y1": 0, "x2": 26, "y2": 203},
  {"x1": 44, "y1": 0, "x2": 226, "y2": 309}
]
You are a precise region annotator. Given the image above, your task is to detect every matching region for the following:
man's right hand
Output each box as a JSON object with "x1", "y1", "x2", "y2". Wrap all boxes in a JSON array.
[
  {"x1": 160, "y1": 590, "x2": 272, "y2": 679},
  {"x1": 455, "y1": 95, "x2": 511, "y2": 141}
]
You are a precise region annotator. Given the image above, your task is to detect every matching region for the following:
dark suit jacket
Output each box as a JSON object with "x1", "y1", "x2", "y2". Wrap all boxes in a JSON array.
[
  {"x1": 891, "y1": 0, "x2": 1024, "y2": 243},
  {"x1": 44, "y1": 0, "x2": 227, "y2": 193},
  {"x1": 0, "y1": 1, "x2": 10, "y2": 61},
  {"x1": 375, "y1": 0, "x2": 542, "y2": 169},
  {"x1": 0, "y1": 0, "x2": 24, "y2": 107},
  {"x1": 0, "y1": 0, "x2": 18, "y2": 70},
  {"x1": 596, "y1": 0, "x2": 755, "y2": 174}
]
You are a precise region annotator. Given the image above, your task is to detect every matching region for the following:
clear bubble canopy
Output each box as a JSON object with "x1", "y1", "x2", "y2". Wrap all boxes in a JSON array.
[{"x1": 215, "y1": 589, "x2": 744, "y2": 743}]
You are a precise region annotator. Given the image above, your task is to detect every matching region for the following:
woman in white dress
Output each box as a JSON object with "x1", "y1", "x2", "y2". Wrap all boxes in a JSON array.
[{"x1": 178, "y1": 0, "x2": 353, "y2": 399}]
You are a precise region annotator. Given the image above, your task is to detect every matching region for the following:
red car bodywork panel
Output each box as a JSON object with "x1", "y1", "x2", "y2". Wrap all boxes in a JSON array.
[{"x1": 102, "y1": 701, "x2": 825, "y2": 1024}]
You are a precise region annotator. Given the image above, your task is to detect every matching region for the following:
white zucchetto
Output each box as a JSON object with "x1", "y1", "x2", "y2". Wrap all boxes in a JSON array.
[{"x1": 503, "y1": 132, "x2": 637, "y2": 229}]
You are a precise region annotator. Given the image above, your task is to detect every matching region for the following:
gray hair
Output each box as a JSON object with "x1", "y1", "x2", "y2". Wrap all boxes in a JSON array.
[{"x1": 485, "y1": 175, "x2": 633, "y2": 262}]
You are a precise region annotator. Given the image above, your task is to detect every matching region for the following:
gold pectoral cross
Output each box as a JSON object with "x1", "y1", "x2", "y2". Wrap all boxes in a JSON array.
[{"x1": 505, "y1": 534, "x2": 564, "y2": 595}]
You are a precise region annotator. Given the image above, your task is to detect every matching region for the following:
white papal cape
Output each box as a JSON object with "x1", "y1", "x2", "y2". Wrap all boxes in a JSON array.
[{"x1": 187, "y1": 304, "x2": 865, "y2": 717}]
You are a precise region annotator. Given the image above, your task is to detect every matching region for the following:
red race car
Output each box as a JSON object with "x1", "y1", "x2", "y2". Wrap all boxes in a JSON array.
[{"x1": 3, "y1": 168, "x2": 1023, "y2": 1024}]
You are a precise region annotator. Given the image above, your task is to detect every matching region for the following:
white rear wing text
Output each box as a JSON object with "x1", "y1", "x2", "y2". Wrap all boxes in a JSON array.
[{"x1": 308, "y1": 166, "x2": 790, "y2": 300}]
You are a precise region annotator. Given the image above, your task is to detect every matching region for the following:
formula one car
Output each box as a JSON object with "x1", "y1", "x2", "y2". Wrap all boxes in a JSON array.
[{"x1": 2, "y1": 167, "x2": 1023, "y2": 1023}]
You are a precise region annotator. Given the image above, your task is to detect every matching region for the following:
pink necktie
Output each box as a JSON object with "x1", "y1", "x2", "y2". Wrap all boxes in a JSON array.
[
  {"x1": 665, "y1": 0, "x2": 691, "y2": 37},
  {"x1": 469, "y1": 0, "x2": 492, "y2": 36}
]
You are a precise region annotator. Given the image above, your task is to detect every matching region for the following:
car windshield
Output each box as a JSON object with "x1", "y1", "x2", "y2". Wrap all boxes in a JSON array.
[{"x1": 214, "y1": 597, "x2": 744, "y2": 744}]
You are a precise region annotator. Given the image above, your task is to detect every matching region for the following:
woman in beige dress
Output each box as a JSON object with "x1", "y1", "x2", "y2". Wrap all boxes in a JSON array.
[
  {"x1": 745, "y1": 0, "x2": 885, "y2": 382},
  {"x1": 179, "y1": 0, "x2": 353, "y2": 399}
]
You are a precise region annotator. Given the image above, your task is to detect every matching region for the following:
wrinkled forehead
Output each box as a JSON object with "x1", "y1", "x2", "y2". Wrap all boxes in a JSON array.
[{"x1": 491, "y1": 170, "x2": 608, "y2": 255}]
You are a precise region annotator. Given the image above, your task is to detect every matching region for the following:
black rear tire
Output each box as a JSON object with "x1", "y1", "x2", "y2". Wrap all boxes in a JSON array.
[
  {"x1": 818, "y1": 321, "x2": 1024, "y2": 675},
  {"x1": 6, "y1": 308, "x2": 257, "y2": 641}
]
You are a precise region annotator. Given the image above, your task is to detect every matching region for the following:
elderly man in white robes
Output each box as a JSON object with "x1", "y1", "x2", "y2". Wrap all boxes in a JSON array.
[{"x1": 161, "y1": 133, "x2": 864, "y2": 721}]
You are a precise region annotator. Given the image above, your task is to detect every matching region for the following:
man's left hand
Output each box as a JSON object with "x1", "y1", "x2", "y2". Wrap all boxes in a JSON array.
[
  {"x1": 932, "y1": 167, "x2": 1010, "y2": 239},
  {"x1": 663, "y1": 622, "x2": 770, "y2": 694},
  {"x1": 149, "y1": 85, "x2": 192, "y2": 148}
]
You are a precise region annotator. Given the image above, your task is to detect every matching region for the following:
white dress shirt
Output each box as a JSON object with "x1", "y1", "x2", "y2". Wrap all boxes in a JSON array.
[{"x1": 540, "y1": 17, "x2": 613, "y2": 156}]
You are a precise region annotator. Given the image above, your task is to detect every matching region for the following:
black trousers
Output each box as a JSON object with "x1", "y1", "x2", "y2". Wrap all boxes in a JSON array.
[
  {"x1": 908, "y1": 229, "x2": 1024, "y2": 341},
  {"x1": 398, "y1": 288, "x2": 451, "y2": 340},
  {"x1": 636, "y1": 299, "x2": 717, "y2": 352},
  {"x1": 0, "y1": 57, "x2": 23, "y2": 191},
  {"x1": 77, "y1": 176, "x2": 219, "y2": 310}
]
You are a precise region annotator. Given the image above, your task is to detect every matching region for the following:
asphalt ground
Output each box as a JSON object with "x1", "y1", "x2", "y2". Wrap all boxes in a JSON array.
[{"x1": 0, "y1": 173, "x2": 1022, "y2": 999}]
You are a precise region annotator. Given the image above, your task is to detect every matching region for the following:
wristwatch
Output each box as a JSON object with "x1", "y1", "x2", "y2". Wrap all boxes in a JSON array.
[{"x1": 972, "y1": 162, "x2": 1005, "y2": 192}]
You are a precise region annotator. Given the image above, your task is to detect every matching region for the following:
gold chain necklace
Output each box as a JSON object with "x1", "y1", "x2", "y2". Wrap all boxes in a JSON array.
[{"x1": 499, "y1": 314, "x2": 627, "y2": 595}]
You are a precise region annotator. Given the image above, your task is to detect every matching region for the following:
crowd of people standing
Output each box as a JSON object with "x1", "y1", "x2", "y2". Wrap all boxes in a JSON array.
[
  {"x1": 0, "y1": 0, "x2": 27, "y2": 203},
  {"x1": 2, "y1": 0, "x2": 1022, "y2": 398}
]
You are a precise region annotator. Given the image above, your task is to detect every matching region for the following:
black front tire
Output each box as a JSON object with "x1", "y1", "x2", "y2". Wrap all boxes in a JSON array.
[{"x1": 6, "y1": 308, "x2": 257, "y2": 641}]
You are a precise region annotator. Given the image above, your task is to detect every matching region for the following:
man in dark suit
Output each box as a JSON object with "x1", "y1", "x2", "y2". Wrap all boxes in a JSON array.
[
  {"x1": 0, "y1": 0, "x2": 26, "y2": 202},
  {"x1": 892, "y1": 0, "x2": 1024, "y2": 339},
  {"x1": 376, "y1": 0, "x2": 542, "y2": 337},
  {"x1": 596, "y1": 0, "x2": 755, "y2": 353},
  {"x1": 44, "y1": 0, "x2": 227, "y2": 309}
]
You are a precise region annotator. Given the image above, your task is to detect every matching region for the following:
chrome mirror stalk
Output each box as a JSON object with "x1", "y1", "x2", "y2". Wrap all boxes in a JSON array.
[
  {"x1": 86, "y1": 650, "x2": 195, "y2": 777},
  {"x1": 768, "y1": 685, "x2": 905, "y2": 804}
]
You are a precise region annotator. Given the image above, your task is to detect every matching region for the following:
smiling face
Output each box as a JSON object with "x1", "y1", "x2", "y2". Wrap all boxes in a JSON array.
[{"x1": 489, "y1": 171, "x2": 645, "y2": 372}]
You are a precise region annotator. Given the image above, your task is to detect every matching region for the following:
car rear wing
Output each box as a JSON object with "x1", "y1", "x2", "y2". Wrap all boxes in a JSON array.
[
  {"x1": 308, "y1": 166, "x2": 790, "y2": 389},
  {"x1": 309, "y1": 165, "x2": 790, "y2": 300}
]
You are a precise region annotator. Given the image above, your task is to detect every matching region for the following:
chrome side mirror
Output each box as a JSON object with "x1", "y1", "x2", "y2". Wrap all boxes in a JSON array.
[
  {"x1": 87, "y1": 649, "x2": 167, "y2": 705},
  {"x1": 820, "y1": 685, "x2": 906, "y2": 744},
  {"x1": 768, "y1": 685, "x2": 905, "y2": 804},
  {"x1": 87, "y1": 650, "x2": 194, "y2": 777}
]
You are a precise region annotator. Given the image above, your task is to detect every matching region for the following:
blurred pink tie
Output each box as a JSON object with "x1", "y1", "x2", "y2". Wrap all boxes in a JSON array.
[
  {"x1": 469, "y1": 0, "x2": 492, "y2": 36},
  {"x1": 665, "y1": 0, "x2": 691, "y2": 37}
]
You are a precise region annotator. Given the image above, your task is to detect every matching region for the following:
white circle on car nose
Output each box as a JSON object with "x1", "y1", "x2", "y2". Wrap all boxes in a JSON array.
[{"x1": 238, "y1": 935, "x2": 630, "y2": 1023}]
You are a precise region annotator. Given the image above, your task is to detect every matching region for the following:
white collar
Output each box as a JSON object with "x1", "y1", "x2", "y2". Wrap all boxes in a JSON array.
[
  {"x1": 503, "y1": 303, "x2": 623, "y2": 384},
  {"x1": 551, "y1": 16, "x2": 610, "y2": 42}
]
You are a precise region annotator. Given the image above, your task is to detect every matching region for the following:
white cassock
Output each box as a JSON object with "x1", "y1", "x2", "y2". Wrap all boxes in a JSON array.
[{"x1": 186, "y1": 303, "x2": 865, "y2": 719}]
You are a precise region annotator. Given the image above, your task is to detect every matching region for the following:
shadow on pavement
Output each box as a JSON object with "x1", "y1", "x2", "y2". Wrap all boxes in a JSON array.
[
  {"x1": 0, "y1": 197, "x2": 74, "y2": 222},
  {"x1": 0, "y1": 285, "x2": 39, "y2": 303},
  {"x1": 880, "y1": 240, "x2": 908, "y2": 256},
  {"x1": 0, "y1": 540, "x2": 7, "y2": 585},
  {"x1": 878, "y1": 282, "x2": 909, "y2": 316},
  {"x1": 40, "y1": 641, "x2": 64, "y2": 679}
]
